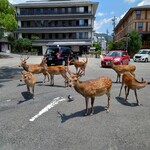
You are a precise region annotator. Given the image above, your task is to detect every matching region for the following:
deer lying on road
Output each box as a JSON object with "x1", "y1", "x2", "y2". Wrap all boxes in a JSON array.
[
  {"x1": 110, "y1": 60, "x2": 136, "y2": 83},
  {"x1": 67, "y1": 62, "x2": 112, "y2": 116},
  {"x1": 20, "y1": 71, "x2": 36, "y2": 99},
  {"x1": 41, "y1": 58, "x2": 69, "y2": 87},
  {"x1": 19, "y1": 56, "x2": 49, "y2": 83},
  {"x1": 118, "y1": 72, "x2": 147, "y2": 105},
  {"x1": 73, "y1": 54, "x2": 88, "y2": 75}
]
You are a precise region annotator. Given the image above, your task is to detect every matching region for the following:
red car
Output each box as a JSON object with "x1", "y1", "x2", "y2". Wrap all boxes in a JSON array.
[{"x1": 101, "y1": 50, "x2": 130, "y2": 67}]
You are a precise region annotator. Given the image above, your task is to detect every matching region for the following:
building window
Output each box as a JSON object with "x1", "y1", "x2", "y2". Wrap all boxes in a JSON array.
[
  {"x1": 79, "y1": 19, "x2": 84, "y2": 26},
  {"x1": 138, "y1": 22, "x2": 143, "y2": 28},
  {"x1": 77, "y1": 7, "x2": 84, "y2": 13},
  {"x1": 136, "y1": 10, "x2": 141, "y2": 19}
]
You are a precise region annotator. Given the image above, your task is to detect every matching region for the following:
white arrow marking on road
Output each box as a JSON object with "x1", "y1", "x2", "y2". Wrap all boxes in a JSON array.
[{"x1": 29, "y1": 97, "x2": 66, "y2": 122}]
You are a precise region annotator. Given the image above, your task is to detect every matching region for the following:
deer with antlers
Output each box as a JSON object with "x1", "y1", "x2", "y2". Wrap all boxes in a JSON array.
[
  {"x1": 110, "y1": 59, "x2": 136, "y2": 83},
  {"x1": 41, "y1": 58, "x2": 69, "y2": 87},
  {"x1": 20, "y1": 71, "x2": 36, "y2": 99},
  {"x1": 19, "y1": 56, "x2": 49, "y2": 83},
  {"x1": 67, "y1": 60, "x2": 112, "y2": 116},
  {"x1": 119, "y1": 72, "x2": 147, "y2": 105},
  {"x1": 73, "y1": 54, "x2": 88, "y2": 75}
]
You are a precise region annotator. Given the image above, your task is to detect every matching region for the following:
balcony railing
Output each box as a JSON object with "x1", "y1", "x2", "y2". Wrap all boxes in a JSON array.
[{"x1": 142, "y1": 41, "x2": 150, "y2": 49}]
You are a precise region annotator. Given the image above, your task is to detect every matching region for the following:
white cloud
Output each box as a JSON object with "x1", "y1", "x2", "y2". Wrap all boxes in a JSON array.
[
  {"x1": 138, "y1": 0, "x2": 150, "y2": 6},
  {"x1": 110, "y1": 11, "x2": 115, "y2": 15},
  {"x1": 96, "y1": 12, "x2": 105, "y2": 17},
  {"x1": 124, "y1": 0, "x2": 136, "y2": 3},
  {"x1": 94, "y1": 18, "x2": 112, "y2": 32}
]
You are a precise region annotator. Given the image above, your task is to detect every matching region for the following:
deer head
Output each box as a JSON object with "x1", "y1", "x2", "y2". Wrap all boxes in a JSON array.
[{"x1": 19, "y1": 55, "x2": 29, "y2": 67}]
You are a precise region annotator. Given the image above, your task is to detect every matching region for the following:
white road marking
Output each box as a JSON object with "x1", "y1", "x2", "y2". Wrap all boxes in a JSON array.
[{"x1": 29, "y1": 97, "x2": 66, "y2": 122}]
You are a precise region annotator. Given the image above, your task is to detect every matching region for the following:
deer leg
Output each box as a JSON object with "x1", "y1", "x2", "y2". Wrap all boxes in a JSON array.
[
  {"x1": 124, "y1": 86, "x2": 130, "y2": 104},
  {"x1": 43, "y1": 72, "x2": 49, "y2": 83},
  {"x1": 27, "y1": 85, "x2": 30, "y2": 93},
  {"x1": 61, "y1": 73, "x2": 69, "y2": 87},
  {"x1": 50, "y1": 74, "x2": 54, "y2": 85},
  {"x1": 119, "y1": 83, "x2": 124, "y2": 96},
  {"x1": 106, "y1": 93, "x2": 110, "y2": 112},
  {"x1": 90, "y1": 97, "x2": 95, "y2": 115},
  {"x1": 32, "y1": 86, "x2": 35, "y2": 99},
  {"x1": 84, "y1": 97, "x2": 89, "y2": 116},
  {"x1": 134, "y1": 89, "x2": 140, "y2": 105}
]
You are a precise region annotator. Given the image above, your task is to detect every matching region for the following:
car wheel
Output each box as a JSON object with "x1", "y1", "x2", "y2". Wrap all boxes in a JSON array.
[
  {"x1": 120, "y1": 61, "x2": 123, "y2": 65},
  {"x1": 145, "y1": 58, "x2": 148, "y2": 62}
]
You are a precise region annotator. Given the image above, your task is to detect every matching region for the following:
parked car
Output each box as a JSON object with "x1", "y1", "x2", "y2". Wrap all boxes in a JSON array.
[
  {"x1": 44, "y1": 46, "x2": 78, "y2": 66},
  {"x1": 133, "y1": 49, "x2": 150, "y2": 62},
  {"x1": 101, "y1": 50, "x2": 130, "y2": 67}
]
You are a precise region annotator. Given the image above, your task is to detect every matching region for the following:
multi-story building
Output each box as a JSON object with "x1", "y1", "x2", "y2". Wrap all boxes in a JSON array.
[
  {"x1": 14, "y1": 0, "x2": 99, "y2": 55},
  {"x1": 114, "y1": 5, "x2": 150, "y2": 49}
]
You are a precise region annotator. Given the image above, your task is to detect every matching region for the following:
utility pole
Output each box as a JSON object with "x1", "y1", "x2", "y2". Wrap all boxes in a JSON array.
[{"x1": 112, "y1": 16, "x2": 117, "y2": 41}]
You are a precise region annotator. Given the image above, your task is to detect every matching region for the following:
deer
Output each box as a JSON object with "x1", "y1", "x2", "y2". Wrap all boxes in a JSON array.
[
  {"x1": 118, "y1": 72, "x2": 147, "y2": 105},
  {"x1": 73, "y1": 53, "x2": 88, "y2": 75},
  {"x1": 99, "y1": 54, "x2": 136, "y2": 83},
  {"x1": 41, "y1": 58, "x2": 69, "y2": 87},
  {"x1": 67, "y1": 60, "x2": 112, "y2": 116},
  {"x1": 19, "y1": 56, "x2": 49, "y2": 83},
  {"x1": 20, "y1": 71, "x2": 36, "y2": 99}
]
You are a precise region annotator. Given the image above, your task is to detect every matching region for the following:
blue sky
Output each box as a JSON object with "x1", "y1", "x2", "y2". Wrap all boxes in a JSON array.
[{"x1": 9, "y1": 0, "x2": 150, "y2": 35}]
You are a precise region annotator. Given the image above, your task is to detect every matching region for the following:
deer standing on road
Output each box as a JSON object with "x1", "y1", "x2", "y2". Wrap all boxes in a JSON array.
[
  {"x1": 41, "y1": 58, "x2": 69, "y2": 87},
  {"x1": 109, "y1": 59, "x2": 136, "y2": 83},
  {"x1": 119, "y1": 72, "x2": 147, "y2": 105},
  {"x1": 73, "y1": 54, "x2": 88, "y2": 75},
  {"x1": 19, "y1": 56, "x2": 49, "y2": 83},
  {"x1": 67, "y1": 62, "x2": 112, "y2": 116},
  {"x1": 20, "y1": 71, "x2": 36, "y2": 99}
]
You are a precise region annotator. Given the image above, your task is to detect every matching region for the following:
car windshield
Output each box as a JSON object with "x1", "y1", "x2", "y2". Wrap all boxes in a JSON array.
[
  {"x1": 138, "y1": 50, "x2": 149, "y2": 54},
  {"x1": 46, "y1": 47, "x2": 59, "y2": 54},
  {"x1": 107, "y1": 51, "x2": 122, "y2": 57}
]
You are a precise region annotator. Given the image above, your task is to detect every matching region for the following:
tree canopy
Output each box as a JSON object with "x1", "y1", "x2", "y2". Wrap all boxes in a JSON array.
[
  {"x1": 127, "y1": 30, "x2": 142, "y2": 56},
  {"x1": 0, "y1": 0, "x2": 17, "y2": 32}
]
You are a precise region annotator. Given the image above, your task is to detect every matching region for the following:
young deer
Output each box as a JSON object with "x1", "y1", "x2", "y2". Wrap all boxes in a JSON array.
[
  {"x1": 19, "y1": 56, "x2": 49, "y2": 83},
  {"x1": 20, "y1": 71, "x2": 36, "y2": 99},
  {"x1": 41, "y1": 58, "x2": 69, "y2": 87},
  {"x1": 119, "y1": 72, "x2": 147, "y2": 105},
  {"x1": 73, "y1": 54, "x2": 88, "y2": 75},
  {"x1": 109, "y1": 59, "x2": 136, "y2": 83},
  {"x1": 67, "y1": 63, "x2": 112, "y2": 116}
]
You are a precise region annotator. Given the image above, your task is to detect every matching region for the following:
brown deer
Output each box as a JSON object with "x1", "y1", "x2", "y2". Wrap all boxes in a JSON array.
[
  {"x1": 73, "y1": 54, "x2": 88, "y2": 75},
  {"x1": 41, "y1": 58, "x2": 69, "y2": 87},
  {"x1": 118, "y1": 72, "x2": 147, "y2": 105},
  {"x1": 109, "y1": 59, "x2": 136, "y2": 83},
  {"x1": 20, "y1": 71, "x2": 36, "y2": 99},
  {"x1": 67, "y1": 62, "x2": 112, "y2": 116},
  {"x1": 19, "y1": 56, "x2": 49, "y2": 83}
]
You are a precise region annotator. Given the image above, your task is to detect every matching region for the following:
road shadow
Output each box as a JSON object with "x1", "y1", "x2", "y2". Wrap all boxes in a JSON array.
[
  {"x1": 37, "y1": 83, "x2": 65, "y2": 88},
  {"x1": 116, "y1": 96, "x2": 138, "y2": 107},
  {"x1": 0, "y1": 66, "x2": 23, "y2": 80},
  {"x1": 57, "y1": 106, "x2": 106, "y2": 123},
  {"x1": 17, "y1": 91, "x2": 33, "y2": 104}
]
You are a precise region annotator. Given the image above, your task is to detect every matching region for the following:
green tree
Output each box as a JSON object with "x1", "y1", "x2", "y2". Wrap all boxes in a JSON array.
[
  {"x1": 107, "y1": 40, "x2": 124, "y2": 51},
  {"x1": 0, "y1": 0, "x2": 17, "y2": 32},
  {"x1": 127, "y1": 30, "x2": 142, "y2": 57},
  {"x1": 15, "y1": 38, "x2": 32, "y2": 53}
]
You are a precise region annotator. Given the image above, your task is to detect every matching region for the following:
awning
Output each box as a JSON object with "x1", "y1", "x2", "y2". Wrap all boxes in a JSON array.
[{"x1": 46, "y1": 41, "x2": 91, "y2": 46}]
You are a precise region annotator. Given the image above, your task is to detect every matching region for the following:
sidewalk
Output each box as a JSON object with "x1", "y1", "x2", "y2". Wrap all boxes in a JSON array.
[{"x1": 0, "y1": 52, "x2": 44, "y2": 67}]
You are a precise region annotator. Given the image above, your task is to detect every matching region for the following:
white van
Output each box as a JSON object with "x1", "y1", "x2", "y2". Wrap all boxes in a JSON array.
[{"x1": 133, "y1": 49, "x2": 150, "y2": 62}]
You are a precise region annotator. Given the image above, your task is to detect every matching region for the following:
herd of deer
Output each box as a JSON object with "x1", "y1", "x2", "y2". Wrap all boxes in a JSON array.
[{"x1": 19, "y1": 54, "x2": 148, "y2": 116}]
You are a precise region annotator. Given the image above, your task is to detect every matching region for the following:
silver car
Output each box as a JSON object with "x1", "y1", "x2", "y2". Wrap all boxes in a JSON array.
[{"x1": 133, "y1": 49, "x2": 150, "y2": 62}]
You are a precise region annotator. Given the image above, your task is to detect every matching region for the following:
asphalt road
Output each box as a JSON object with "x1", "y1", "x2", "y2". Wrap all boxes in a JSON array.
[{"x1": 0, "y1": 54, "x2": 150, "y2": 150}]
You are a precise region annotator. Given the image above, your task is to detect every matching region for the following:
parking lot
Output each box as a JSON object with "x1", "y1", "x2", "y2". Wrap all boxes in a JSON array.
[{"x1": 0, "y1": 54, "x2": 150, "y2": 150}]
